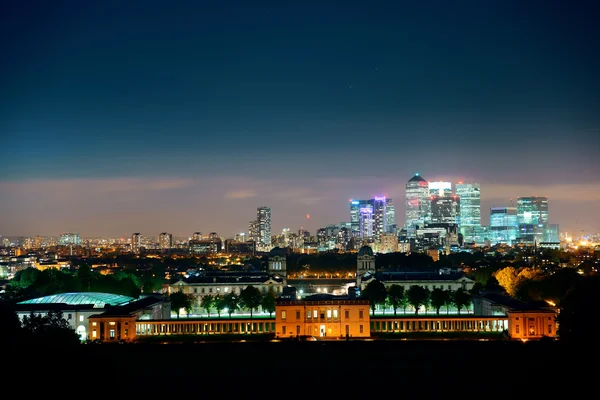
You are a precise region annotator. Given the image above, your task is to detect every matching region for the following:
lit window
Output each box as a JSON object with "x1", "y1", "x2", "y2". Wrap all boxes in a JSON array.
[
  {"x1": 109, "y1": 321, "x2": 116, "y2": 326},
  {"x1": 92, "y1": 322, "x2": 97, "y2": 326},
  {"x1": 92, "y1": 330, "x2": 97, "y2": 338},
  {"x1": 333, "y1": 309, "x2": 338, "y2": 319},
  {"x1": 327, "y1": 310, "x2": 332, "y2": 319},
  {"x1": 307, "y1": 310, "x2": 311, "y2": 319},
  {"x1": 79, "y1": 315, "x2": 84, "y2": 322},
  {"x1": 313, "y1": 310, "x2": 318, "y2": 318},
  {"x1": 109, "y1": 329, "x2": 115, "y2": 338},
  {"x1": 281, "y1": 311, "x2": 287, "y2": 319}
]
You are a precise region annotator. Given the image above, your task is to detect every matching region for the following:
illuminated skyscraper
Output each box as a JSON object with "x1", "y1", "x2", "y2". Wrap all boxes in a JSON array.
[
  {"x1": 516, "y1": 196, "x2": 549, "y2": 245},
  {"x1": 430, "y1": 195, "x2": 460, "y2": 225},
  {"x1": 350, "y1": 197, "x2": 395, "y2": 239},
  {"x1": 455, "y1": 182, "x2": 481, "y2": 243},
  {"x1": 257, "y1": 206, "x2": 272, "y2": 249},
  {"x1": 490, "y1": 207, "x2": 518, "y2": 245},
  {"x1": 405, "y1": 173, "x2": 429, "y2": 237}
]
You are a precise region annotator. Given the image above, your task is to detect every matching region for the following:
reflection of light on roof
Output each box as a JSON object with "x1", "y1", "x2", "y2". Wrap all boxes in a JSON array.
[{"x1": 17, "y1": 292, "x2": 135, "y2": 308}]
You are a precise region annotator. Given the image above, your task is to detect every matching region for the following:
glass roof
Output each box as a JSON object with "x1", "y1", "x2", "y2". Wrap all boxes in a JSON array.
[{"x1": 18, "y1": 292, "x2": 135, "y2": 308}]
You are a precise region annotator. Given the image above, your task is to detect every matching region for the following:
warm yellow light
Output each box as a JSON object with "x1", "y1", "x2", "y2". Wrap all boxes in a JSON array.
[{"x1": 546, "y1": 300, "x2": 556, "y2": 306}]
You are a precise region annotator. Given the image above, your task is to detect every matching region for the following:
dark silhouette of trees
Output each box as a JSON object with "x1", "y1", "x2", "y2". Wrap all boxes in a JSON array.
[
  {"x1": 386, "y1": 284, "x2": 405, "y2": 316},
  {"x1": 169, "y1": 291, "x2": 194, "y2": 318},
  {"x1": 261, "y1": 289, "x2": 277, "y2": 317},
  {"x1": 362, "y1": 280, "x2": 387, "y2": 315},
  {"x1": 21, "y1": 309, "x2": 80, "y2": 345},
  {"x1": 452, "y1": 288, "x2": 472, "y2": 314},
  {"x1": 557, "y1": 275, "x2": 600, "y2": 342},
  {"x1": 222, "y1": 292, "x2": 239, "y2": 317},
  {"x1": 239, "y1": 285, "x2": 262, "y2": 318},
  {"x1": 430, "y1": 288, "x2": 450, "y2": 315},
  {"x1": 407, "y1": 285, "x2": 429, "y2": 315}
]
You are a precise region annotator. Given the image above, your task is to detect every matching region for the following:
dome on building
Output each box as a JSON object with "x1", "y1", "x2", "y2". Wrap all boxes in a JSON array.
[
  {"x1": 357, "y1": 245, "x2": 374, "y2": 257},
  {"x1": 408, "y1": 173, "x2": 427, "y2": 183},
  {"x1": 268, "y1": 246, "x2": 286, "y2": 257},
  {"x1": 17, "y1": 292, "x2": 135, "y2": 308}
]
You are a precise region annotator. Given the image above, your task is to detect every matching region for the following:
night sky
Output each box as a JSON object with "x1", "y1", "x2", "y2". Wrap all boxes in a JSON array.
[{"x1": 1, "y1": 0, "x2": 599, "y2": 239}]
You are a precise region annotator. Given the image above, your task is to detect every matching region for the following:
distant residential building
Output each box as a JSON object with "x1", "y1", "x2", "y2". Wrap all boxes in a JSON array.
[
  {"x1": 131, "y1": 233, "x2": 141, "y2": 253},
  {"x1": 158, "y1": 232, "x2": 173, "y2": 250},
  {"x1": 59, "y1": 233, "x2": 81, "y2": 246}
]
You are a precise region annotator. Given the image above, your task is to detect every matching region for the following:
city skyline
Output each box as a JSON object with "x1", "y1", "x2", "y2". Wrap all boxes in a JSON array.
[{"x1": 2, "y1": 1, "x2": 599, "y2": 238}]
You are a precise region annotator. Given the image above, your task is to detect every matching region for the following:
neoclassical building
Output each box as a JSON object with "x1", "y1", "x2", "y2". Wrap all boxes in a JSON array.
[
  {"x1": 169, "y1": 247, "x2": 288, "y2": 314},
  {"x1": 356, "y1": 245, "x2": 476, "y2": 293}
]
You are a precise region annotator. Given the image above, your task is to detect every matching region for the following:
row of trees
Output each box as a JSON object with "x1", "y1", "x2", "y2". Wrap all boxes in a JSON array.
[
  {"x1": 168, "y1": 286, "x2": 278, "y2": 318},
  {"x1": 358, "y1": 280, "x2": 473, "y2": 316}
]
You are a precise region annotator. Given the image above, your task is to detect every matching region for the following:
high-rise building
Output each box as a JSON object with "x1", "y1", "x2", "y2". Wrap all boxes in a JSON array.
[
  {"x1": 192, "y1": 232, "x2": 202, "y2": 241},
  {"x1": 59, "y1": 233, "x2": 81, "y2": 246},
  {"x1": 516, "y1": 196, "x2": 549, "y2": 245},
  {"x1": 404, "y1": 173, "x2": 429, "y2": 237},
  {"x1": 131, "y1": 233, "x2": 141, "y2": 253},
  {"x1": 158, "y1": 232, "x2": 173, "y2": 249},
  {"x1": 430, "y1": 195, "x2": 460, "y2": 225},
  {"x1": 350, "y1": 197, "x2": 395, "y2": 239},
  {"x1": 257, "y1": 206, "x2": 272, "y2": 249},
  {"x1": 490, "y1": 207, "x2": 518, "y2": 245},
  {"x1": 455, "y1": 182, "x2": 481, "y2": 243}
]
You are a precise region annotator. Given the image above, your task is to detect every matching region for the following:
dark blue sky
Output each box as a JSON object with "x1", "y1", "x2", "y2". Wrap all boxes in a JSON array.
[{"x1": 1, "y1": 0, "x2": 599, "y2": 238}]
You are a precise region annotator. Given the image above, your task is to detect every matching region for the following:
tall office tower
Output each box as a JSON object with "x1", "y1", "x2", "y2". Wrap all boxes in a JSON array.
[
  {"x1": 405, "y1": 173, "x2": 430, "y2": 237},
  {"x1": 248, "y1": 220, "x2": 259, "y2": 243},
  {"x1": 158, "y1": 232, "x2": 173, "y2": 249},
  {"x1": 545, "y1": 224, "x2": 560, "y2": 243},
  {"x1": 235, "y1": 232, "x2": 247, "y2": 242},
  {"x1": 131, "y1": 233, "x2": 141, "y2": 253},
  {"x1": 490, "y1": 207, "x2": 518, "y2": 245},
  {"x1": 372, "y1": 196, "x2": 395, "y2": 237},
  {"x1": 430, "y1": 195, "x2": 460, "y2": 224},
  {"x1": 455, "y1": 182, "x2": 481, "y2": 243},
  {"x1": 58, "y1": 233, "x2": 81, "y2": 246},
  {"x1": 350, "y1": 200, "x2": 367, "y2": 236},
  {"x1": 192, "y1": 232, "x2": 202, "y2": 241},
  {"x1": 428, "y1": 181, "x2": 452, "y2": 197},
  {"x1": 359, "y1": 206, "x2": 374, "y2": 238},
  {"x1": 516, "y1": 196, "x2": 549, "y2": 245},
  {"x1": 257, "y1": 206, "x2": 272, "y2": 249}
]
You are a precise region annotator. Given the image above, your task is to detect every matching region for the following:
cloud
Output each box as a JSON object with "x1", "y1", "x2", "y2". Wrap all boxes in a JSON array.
[{"x1": 225, "y1": 189, "x2": 258, "y2": 199}]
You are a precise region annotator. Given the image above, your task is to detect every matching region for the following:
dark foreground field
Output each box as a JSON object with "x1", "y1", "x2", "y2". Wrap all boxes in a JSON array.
[{"x1": 8, "y1": 339, "x2": 593, "y2": 396}]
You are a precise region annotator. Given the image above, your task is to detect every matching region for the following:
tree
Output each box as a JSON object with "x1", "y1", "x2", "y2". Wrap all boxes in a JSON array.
[
  {"x1": 407, "y1": 285, "x2": 429, "y2": 315},
  {"x1": 214, "y1": 294, "x2": 226, "y2": 317},
  {"x1": 493, "y1": 266, "x2": 519, "y2": 296},
  {"x1": 261, "y1": 289, "x2": 277, "y2": 317},
  {"x1": 21, "y1": 310, "x2": 80, "y2": 345},
  {"x1": 201, "y1": 295, "x2": 215, "y2": 316},
  {"x1": 222, "y1": 292, "x2": 239, "y2": 317},
  {"x1": 169, "y1": 291, "x2": 194, "y2": 318},
  {"x1": 430, "y1": 288, "x2": 450, "y2": 315},
  {"x1": 239, "y1": 285, "x2": 262, "y2": 318},
  {"x1": 362, "y1": 280, "x2": 387, "y2": 315},
  {"x1": 387, "y1": 284, "x2": 405, "y2": 316},
  {"x1": 557, "y1": 275, "x2": 600, "y2": 341},
  {"x1": 452, "y1": 288, "x2": 472, "y2": 315}
]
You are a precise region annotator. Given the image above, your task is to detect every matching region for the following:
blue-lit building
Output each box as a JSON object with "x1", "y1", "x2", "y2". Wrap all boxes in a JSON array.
[
  {"x1": 516, "y1": 197, "x2": 549, "y2": 245},
  {"x1": 490, "y1": 207, "x2": 518, "y2": 245}
]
